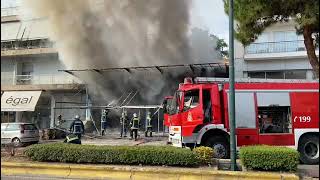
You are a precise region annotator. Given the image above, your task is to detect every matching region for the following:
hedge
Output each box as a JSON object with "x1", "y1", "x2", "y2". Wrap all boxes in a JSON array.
[
  {"x1": 193, "y1": 146, "x2": 214, "y2": 165},
  {"x1": 239, "y1": 145, "x2": 299, "y2": 172},
  {"x1": 24, "y1": 143, "x2": 200, "y2": 167}
]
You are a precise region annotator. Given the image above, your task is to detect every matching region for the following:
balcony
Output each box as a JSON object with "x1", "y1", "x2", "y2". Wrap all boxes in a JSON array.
[
  {"x1": 1, "y1": 7, "x2": 19, "y2": 17},
  {"x1": 1, "y1": 7, "x2": 20, "y2": 23},
  {"x1": 1, "y1": 39, "x2": 58, "y2": 57},
  {"x1": 1, "y1": 74, "x2": 84, "y2": 91},
  {"x1": 244, "y1": 40, "x2": 319, "y2": 60},
  {"x1": 1, "y1": 74, "x2": 80, "y2": 85}
]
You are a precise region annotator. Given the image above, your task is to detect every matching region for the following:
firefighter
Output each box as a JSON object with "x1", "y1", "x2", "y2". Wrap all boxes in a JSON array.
[
  {"x1": 129, "y1": 113, "x2": 140, "y2": 141},
  {"x1": 69, "y1": 115, "x2": 85, "y2": 139},
  {"x1": 57, "y1": 114, "x2": 65, "y2": 126},
  {"x1": 120, "y1": 110, "x2": 128, "y2": 138},
  {"x1": 101, "y1": 109, "x2": 109, "y2": 136},
  {"x1": 145, "y1": 111, "x2": 153, "y2": 137}
]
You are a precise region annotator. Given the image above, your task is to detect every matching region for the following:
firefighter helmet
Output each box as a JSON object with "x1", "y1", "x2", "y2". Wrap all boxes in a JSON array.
[
  {"x1": 133, "y1": 113, "x2": 137, "y2": 118},
  {"x1": 75, "y1": 115, "x2": 80, "y2": 119}
]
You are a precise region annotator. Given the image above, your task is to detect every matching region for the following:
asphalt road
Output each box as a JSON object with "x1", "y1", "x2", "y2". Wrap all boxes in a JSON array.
[{"x1": 298, "y1": 165, "x2": 319, "y2": 178}]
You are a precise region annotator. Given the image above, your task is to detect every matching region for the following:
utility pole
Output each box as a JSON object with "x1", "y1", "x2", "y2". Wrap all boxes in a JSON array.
[{"x1": 228, "y1": 0, "x2": 237, "y2": 171}]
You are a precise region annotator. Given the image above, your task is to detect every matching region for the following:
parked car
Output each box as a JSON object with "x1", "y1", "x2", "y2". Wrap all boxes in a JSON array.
[{"x1": 1, "y1": 123, "x2": 40, "y2": 147}]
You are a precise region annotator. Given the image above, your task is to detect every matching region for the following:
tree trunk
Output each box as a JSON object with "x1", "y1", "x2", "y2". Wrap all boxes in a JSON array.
[{"x1": 303, "y1": 26, "x2": 319, "y2": 78}]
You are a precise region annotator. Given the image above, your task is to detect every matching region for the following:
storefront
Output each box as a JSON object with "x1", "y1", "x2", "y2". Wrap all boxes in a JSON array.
[{"x1": 1, "y1": 91, "x2": 43, "y2": 127}]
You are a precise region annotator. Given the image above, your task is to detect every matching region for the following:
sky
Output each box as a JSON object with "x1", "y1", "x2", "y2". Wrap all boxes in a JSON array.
[{"x1": 190, "y1": 0, "x2": 229, "y2": 43}]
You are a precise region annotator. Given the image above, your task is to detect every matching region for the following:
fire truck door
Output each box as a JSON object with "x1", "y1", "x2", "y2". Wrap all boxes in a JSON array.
[
  {"x1": 180, "y1": 88, "x2": 203, "y2": 136},
  {"x1": 231, "y1": 92, "x2": 259, "y2": 146}
]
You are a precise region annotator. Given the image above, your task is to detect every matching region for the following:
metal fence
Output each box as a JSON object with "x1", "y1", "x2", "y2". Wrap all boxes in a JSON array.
[{"x1": 245, "y1": 40, "x2": 310, "y2": 54}]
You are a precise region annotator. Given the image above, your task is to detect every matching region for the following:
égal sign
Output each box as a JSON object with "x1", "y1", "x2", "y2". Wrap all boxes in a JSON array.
[{"x1": 1, "y1": 91, "x2": 42, "y2": 111}]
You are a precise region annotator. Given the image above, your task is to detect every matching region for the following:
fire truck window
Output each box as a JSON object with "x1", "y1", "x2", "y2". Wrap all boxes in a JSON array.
[
  {"x1": 233, "y1": 92, "x2": 256, "y2": 128},
  {"x1": 203, "y1": 89, "x2": 212, "y2": 123},
  {"x1": 183, "y1": 90, "x2": 199, "y2": 111},
  {"x1": 257, "y1": 92, "x2": 292, "y2": 134},
  {"x1": 258, "y1": 106, "x2": 292, "y2": 134}
]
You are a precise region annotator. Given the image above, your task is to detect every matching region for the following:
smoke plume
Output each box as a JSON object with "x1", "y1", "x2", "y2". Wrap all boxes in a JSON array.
[{"x1": 22, "y1": 0, "x2": 204, "y2": 105}]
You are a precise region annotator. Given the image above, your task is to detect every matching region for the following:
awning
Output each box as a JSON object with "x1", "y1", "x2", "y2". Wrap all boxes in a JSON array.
[{"x1": 1, "y1": 91, "x2": 42, "y2": 111}]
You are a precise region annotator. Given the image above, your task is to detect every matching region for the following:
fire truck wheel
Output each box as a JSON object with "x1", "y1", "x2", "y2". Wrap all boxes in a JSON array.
[
  {"x1": 298, "y1": 134, "x2": 319, "y2": 165},
  {"x1": 204, "y1": 136, "x2": 230, "y2": 159}
]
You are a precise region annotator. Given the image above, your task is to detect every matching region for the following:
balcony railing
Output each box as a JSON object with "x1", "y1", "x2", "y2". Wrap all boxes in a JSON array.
[
  {"x1": 1, "y1": 39, "x2": 55, "y2": 51},
  {"x1": 1, "y1": 74, "x2": 80, "y2": 85},
  {"x1": 245, "y1": 40, "x2": 311, "y2": 54},
  {"x1": 1, "y1": 7, "x2": 19, "y2": 17}
]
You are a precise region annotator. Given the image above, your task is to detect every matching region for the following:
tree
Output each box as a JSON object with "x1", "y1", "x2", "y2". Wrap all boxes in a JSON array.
[
  {"x1": 213, "y1": 35, "x2": 229, "y2": 58},
  {"x1": 223, "y1": 0, "x2": 319, "y2": 78}
]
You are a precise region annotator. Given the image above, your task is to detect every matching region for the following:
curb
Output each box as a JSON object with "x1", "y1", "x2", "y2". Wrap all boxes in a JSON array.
[{"x1": 1, "y1": 161, "x2": 299, "y2": 180}]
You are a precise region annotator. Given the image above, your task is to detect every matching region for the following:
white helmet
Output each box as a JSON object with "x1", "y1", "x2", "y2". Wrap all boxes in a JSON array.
[
  {"x1": 75, "y1": 115, "x2": 80, "y2": 119},
  {"x1": 133, "y1": 113, "x2": 137, "y2": 118}
]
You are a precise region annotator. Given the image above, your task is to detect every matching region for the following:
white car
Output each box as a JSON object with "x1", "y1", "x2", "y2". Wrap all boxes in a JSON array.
[{"x1": 1, "y1": 123, "x2": 40, "y2": 147}]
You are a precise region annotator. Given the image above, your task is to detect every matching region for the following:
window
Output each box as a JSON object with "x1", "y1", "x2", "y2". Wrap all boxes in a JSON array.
[
  {"x1": 183, "y1": 90, "x2": 199, "y2": 111},
  {"x1": 6, "y1": 124, "x2": 20, "y2": 131},
  {"x1": 274, "y1": 32, "x2": 286, "y2": 42},
  {"x1": 23, "y1": 124, "x2": 38, "y2": 130},
  {"x1": 202, "y1": 89, "x2": 212, "y2": 123},
  {"x1": 257, "y1": 93, "x2": 292, "y2": 134},
  {"x1": 231, "y1": 92, "x2": 256, "y2": 128},
  {"x1": 256, "y1": 33, "x2": 269, "y2": 43},
  {"x1": 248, "y1": 72, "x2": 266, "y2": 79},
  {"x1": 266, "y1": 71, "x2": 284, "y2": 79},
  {"x1": 285, "y1": 70, "x2": 307, "y2": 79},
  {"x1": 1, "y1": 124, "x2": 8, "y2": 131},
  {"x1": 21, "y1": 62, "x2": 33, "y2": 75}
]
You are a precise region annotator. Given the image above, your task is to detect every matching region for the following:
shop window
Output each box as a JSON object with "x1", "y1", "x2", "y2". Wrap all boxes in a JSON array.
[
  {"x1": 183, "y1": 90, "x2": 199, "y2": 111},
  {"x1": 257, "y1": 93, "x2": 292, "y2": 134}
]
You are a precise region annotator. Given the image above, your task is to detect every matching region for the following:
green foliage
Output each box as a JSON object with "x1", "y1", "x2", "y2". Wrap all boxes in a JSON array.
[
  {"x1": 24, "y1": 143, "x2": 200, "y2": 167},
  {"x1": 214, "y1": 37, "x2": 229, "y2": 58},
  {"x1": 239, "y1": 145, "x2": 300, "y2": 172},
  {"x1": 223, "y1": 0, "x2": 319, "y2": 46},
  {"x1": 193, "y1": 146, "x2": 214, "y2": 165}
]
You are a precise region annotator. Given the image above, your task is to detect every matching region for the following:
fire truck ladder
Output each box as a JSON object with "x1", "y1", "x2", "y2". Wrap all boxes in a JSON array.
[{"x1": 194, "y1": 77, "x2": 319, "y2": 84}]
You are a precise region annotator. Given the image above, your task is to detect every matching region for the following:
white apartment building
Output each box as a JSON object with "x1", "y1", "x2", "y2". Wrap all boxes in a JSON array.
[
  {"x1": 1, "y1": 2, "x2": 85, "y2": 130},
  {"x1": 235, "y1": 21, "x2": 319, "y2": 79}
]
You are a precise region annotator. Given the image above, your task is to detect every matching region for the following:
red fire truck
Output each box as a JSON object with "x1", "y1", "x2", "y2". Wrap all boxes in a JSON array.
[{"x1": 164, "y1": 77, "x2": 319, "y2": 164}]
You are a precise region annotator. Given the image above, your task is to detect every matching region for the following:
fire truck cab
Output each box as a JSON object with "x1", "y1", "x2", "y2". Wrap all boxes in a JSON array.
[{"x1": 165, "y1": 77, "x2": 319, "y2": 165}]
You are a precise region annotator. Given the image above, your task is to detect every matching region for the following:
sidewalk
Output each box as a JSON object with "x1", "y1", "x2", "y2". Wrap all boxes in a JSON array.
[{"x1": 1, "y1": 161, "x2": 299, "y2": 180}]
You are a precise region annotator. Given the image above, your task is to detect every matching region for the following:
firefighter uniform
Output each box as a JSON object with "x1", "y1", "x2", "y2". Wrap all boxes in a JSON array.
[
  {"x1": 69, "y1": 115, "x2": 85, "y2": 139},
  {"x1": 101, "y1": 109, "x2": 109, "y2": 136},
  {"x1": 64, "y1": 134, "x2": 81, "y2": 144},
  {"x1": 145, "y1": 112, "x2": 153, "y2": 137},
  {"x1": 130, "y1": 113, "x2": 140, "y2": 140},
  {"x1": 120, "y1": 110, "x2": 128, "y2": 138}
]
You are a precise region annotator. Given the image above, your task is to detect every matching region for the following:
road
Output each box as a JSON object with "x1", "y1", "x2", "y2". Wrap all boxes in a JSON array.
[{"x1": 298, "y1": 165, "x2": 319, "y2": 178}]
